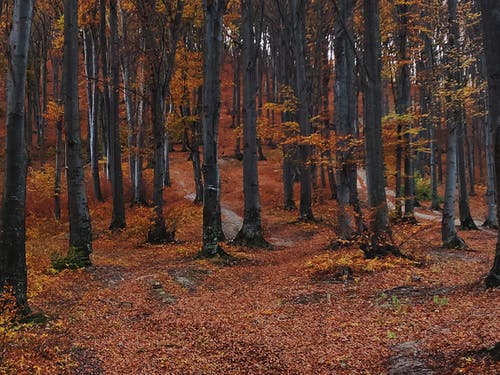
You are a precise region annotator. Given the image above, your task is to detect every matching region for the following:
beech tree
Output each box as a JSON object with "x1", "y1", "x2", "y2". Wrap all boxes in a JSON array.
[
  {"x1": 63, "y1": 0, "x2": 93, "y2": 263},
  {"x1": 233, "y1": 0, "x2": 269, "y2": 248},
  {"x1": 200, "y1": 0, "x2": 227, "y2": 257},
  {"x1": 0, "y1": 0, "x2": 34, "y2": 313},
  {"x1": 362, "y1": 0, "x2": 394, "y2": 256},
  {"x1": 333, "y1": 0, "x2": 362, "y2": 239},
  {"x1": 480, "y1": 0, "x2": 500, "y2": 287},
  {"x1": 136, "y1": 0, "x2": 184, "y2": 243},
  {"x1": 441, "y1": 0, "x2": 465, "y2": 248},
  {"x1": 108, "y1": 0, "x2": 126, "y2": 230}
]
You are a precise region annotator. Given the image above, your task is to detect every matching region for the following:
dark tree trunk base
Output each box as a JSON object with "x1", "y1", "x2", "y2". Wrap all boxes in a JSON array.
[
  {"x1": 130, "y1": 199, "x2": 150, "y2": 208},
  {"x1": 482, "y1": 219, "x2": 498, "y2": 229},
  {"x1": 443, "y1": 235, "x2": 467, "y2": 249},
  {"x1": 485, "y1": 272, "x2": 500, "y2": 288},
  {"x1": 198, "y1": 244, "x2": 231, "y2": 259},
  {"x1": 460, "y1": 217, "x2": 479, "y2": 231},
  {"x1": 109, "y1": 220, "x2": 126, "y2": 231},
  {"x1": 232, "y1": 227, "x2": 272, "y2": 249},
  {"x1": 147, "y1": 222, "x2": 174, "y2": 244},
  {"x1": 285, "y1": 202, "x2": 297, "y2": 211}
]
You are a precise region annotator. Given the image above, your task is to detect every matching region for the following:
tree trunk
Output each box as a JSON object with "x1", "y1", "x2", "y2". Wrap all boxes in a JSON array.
[
  {"x1": 0, "y1": 0, "x2": 34, "y2": 313},
  {"x1": 480, "y1": 0, "x2": 500, "y2": 286},
  {"x1": 64, "y1": 0, "x2": 93, "y2": 262},
  {"x1": 200, "y1": 0, "x2": 227, "y2": 257},
  {"x1": 108, "y1": 0, "x2": 126, "y2": 229},
  {"x1": 362, "y1": 0, "x2": 394, "y2": 256},
  {"x1": 291, "y1": 0, "x2": 314, "y2": 221},
  {"x1": 442, "y1": 0, "x2": 466, "y2": 248},
  {"x1": 99, "y1": 0, "x2": 111, "y2": 181},
  {"x1": 457, "y1": 113, "x2": 477, "y2": 230},
  {"x1": 233, "y1": 0, "x2": 269, "y2": 248},
  {"x1": 83, "y1": 27, "x2": 104, "y2": 202},
  {"x1": 334, "y1": 0, "x2": 357, "y2": 239}
]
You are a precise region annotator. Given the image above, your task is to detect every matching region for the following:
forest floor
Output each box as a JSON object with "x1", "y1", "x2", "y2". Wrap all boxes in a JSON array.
[{"x1": 3, "y1": 139, "x2": 498, "y2": 374}]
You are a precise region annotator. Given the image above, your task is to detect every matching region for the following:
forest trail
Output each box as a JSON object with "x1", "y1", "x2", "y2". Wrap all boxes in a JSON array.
[{"x1": 357, "y1": 169, "x2": 488, "y2": 232}]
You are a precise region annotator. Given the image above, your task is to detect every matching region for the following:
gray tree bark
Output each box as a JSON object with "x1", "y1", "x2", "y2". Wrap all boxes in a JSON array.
[
  {"x1": 480, "y1": 0, "x2": 500, "y2": 287},
  {"x1": 0, "y1": 0, "x2": 34, "y2": 313},
  {"x1": 233, "y1": 0, "x2": 269, "y2": 248},
  {"x1": 64, "y1": 0, "x2": 93, "y2": 262},
  {"x1": 137, "y1": 0, "x2": 184, "y2": 243},
  {"x1": 334, "y1": 0, "x2": 358, "y2": 240},
  {"x1": 108, "y1": 0, "x2": 126, "y2": 230},
  {"x1": 442, "y1": 0, "x2": 466, "y2": 248},
  {"x1": 200, "y1": 0, "x2": 227, "y2": 257},
  {"x1": 362, "y1": 0, "x2": 394, "y2": 257},
  {"x1": 290, "y1": 0, "x2": 314, "y2": 221},
  {"x1": 83, "y1": 25, "x2": 104, "y2": 202}
]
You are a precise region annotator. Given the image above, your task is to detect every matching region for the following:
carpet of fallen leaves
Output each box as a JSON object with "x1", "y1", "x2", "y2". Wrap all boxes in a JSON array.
[{"x1": 2, "y1": 94, "x2": 499, "y2": 373}]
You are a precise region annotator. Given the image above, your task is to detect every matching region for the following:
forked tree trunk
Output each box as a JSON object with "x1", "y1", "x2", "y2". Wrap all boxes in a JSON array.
[{"x1": 0, "y1": 0, "x2": 34, "y2": 313}]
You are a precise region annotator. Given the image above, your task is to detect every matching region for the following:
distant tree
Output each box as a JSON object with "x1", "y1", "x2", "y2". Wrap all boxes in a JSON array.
[
  {"x1": 0, "y1": 0, "x2": 34, "y2": 313},
  {"x1": 82, "y1": 8, "x2": 104, "y2": 203},
  {"x1": 200, "y1": 0, "x2": 227, "y2": 257},
  {"x1": 233, "y1": 0, "x2": 270, "y2": 248},
  {"x1": 63, "y1": 0, "x2": 93, "y2": 263},
  {"x1": 480, "y1": 0, "x2": 500, "y2": 287},
  {"x1": 362, "y1": 0, "x2": 395, "y2": 256}
]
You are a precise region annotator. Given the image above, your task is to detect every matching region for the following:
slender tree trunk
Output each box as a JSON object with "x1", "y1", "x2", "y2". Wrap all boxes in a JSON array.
[
  {"x1": 0, "y1": 0, "x2": 34, "y2": 313},
  {"x1": 334, "y1": 0, "x2": 357, "y2": 239},
  {"x1": 52, "y1": 57, "x2": 63, "y2": 220},
  {"x1": 233, "y1": 0, "x2": 269, "y2": 248},
  {"x1": 100, "y1": 0, "x2": 111, "y2": 181},
  {"x1": 83, "y1": 27, "x2": 104, "y2": 202},
  {"x1": 200, "y1": 0, "x2": 227, "y2": 257},
  {"x1": 362, "y1": 0, "x2": 394, "y2": 256},
  {"x1": 480, "y1": 0, "x2": 500, "y2": 286},
  {"x1": 64, "y1": 0, "x2": 93, "y2": 262},
  {"x1": 108, "y1": 0, "x2": 126, "y2": 229},
  {"x1": 484, "y1": 107, "x2": 497, "y2": 227},
  {"x1": 457, "y1": 112, "x2": 478, "y2": 230},
  {"x1": 442, "y1": 0, "x2": 466, "y2": 248},
  {"x1": 291, "y1": 0, "x2": 314, "y2": 221}
]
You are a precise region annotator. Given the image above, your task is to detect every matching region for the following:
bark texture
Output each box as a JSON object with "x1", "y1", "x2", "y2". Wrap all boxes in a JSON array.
[{"x1": 0, "y1": 0, "x2": 34, "y2": 313}]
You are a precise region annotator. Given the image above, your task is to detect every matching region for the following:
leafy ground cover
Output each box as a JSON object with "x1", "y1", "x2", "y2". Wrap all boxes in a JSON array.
[{"x1": 1, "y1": 107, "x2": 498, "y2": 373}]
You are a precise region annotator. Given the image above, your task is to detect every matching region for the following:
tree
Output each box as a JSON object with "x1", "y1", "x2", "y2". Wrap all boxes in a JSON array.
[
  {"x1": 0, "y1": 0, "x2": 34, "y2": 313},
  {"x1": 200, "y1": 0, "x2": 227, "y2": 257},
  {"x1": 290, "y1": 0, "x2": 314, "y2": 221},
  {"x1": 63, "y1": 0, "x2": 93, "y2": 263},
  {"x1": 136, "y1": 0, "x2": 184, "y2": 243},
  {"x1": 362, "y1": 0, "x2": 394, "y2": 256},
  {"x1": 333, "y1": 0, "x2": 362, "y2": 240},
  {"x1": 441, "y1": 0, "x2": 466, "y2": 248},
  {"x1": 233, "y1": 0, "x2": 269, "y2": 248},
  {"x1": 108, "y1": 0, "x2": 126, "y2": 230},
  {"x1": 480, "y1": 0, "x2": 500, "y2": 287}
]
